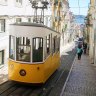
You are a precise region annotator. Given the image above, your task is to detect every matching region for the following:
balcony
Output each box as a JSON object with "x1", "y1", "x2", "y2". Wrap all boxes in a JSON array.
[{"x1": 85, "y1": 15, "x2": 93, "y2": 26}]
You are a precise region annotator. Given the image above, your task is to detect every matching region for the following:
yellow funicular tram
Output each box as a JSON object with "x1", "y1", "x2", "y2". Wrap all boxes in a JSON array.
[{"x1": 8, "y1": 23, "x2": 60, "y2": 84}]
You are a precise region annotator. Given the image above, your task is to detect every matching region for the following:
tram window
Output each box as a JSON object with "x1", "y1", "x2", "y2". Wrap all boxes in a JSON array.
[
  {"x1": 28, "y1": 18, "x2": 31, "y2": 22},
  {"x1": 57, "y1": 37, "x2": 60, "y2": 51},
  {"x1": 0, "y1": 19, "x2": 5, "y2": 32},
  {"x1": 16, "y1": 37, "x2": 31, "y2": 62},
  {"x1": 46, "y1": 35, "x2": 50, "y2": 55},
  {"x1": 44, "y1": 37, "x2": 47, "y2": 59},
  {"x1": 54, "y1": 37, "x2": 55, "y2": 53},
  {"x1": 0, "y1": 50, "x2": 4, "y2": 65},
  {"x1": 52, "y1": 38, "x2": 54, "y2": 54},
  {"x1": 55, "y1": 36, "x2": 57, "y2": 52},
  {"x1": 16, "y1": 18, "x2": 22, "y2": 23},
  {"x1": 53, "y1": 36, "x2": 55, "y2": 53},
  {"x1": 9, "y1": 35, "x2": 15, "y2": 60},
  {"x1": 55, "y1": 36, "x2": 58, "y2": 52},
  {"x1": 16, "y1": 37, "x2": 30, "y2": 45},
  {"x1": 33, "y1": 38, "x2": 43, "y2": 62},
  {"x1": 52, "y1": 36, "x2": 57, "y2": 54}
]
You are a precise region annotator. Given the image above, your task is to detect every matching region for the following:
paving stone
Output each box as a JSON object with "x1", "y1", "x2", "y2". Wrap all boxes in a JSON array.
[
  {"x1": 49, "y1": 48, "x2": 76, "y2": 96},
  {"x1": 62, "y1": 55, "x2": 96, "y2": 96}
]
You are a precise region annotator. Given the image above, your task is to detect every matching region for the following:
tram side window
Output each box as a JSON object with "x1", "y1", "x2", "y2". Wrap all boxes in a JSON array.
[
  {"x1": 9, "y1": 35, "x2": 15, "y2": 60},
  {"x1": 57, "y1": 37, "x2": 60, "y2": 51},
  {"x1": 55, "y1": 36, "x2": 59, "y2": 52},
  {"x1": 33, "y1": 38, "x2": 43, "y2": 62},
  {"x1": 52, "y1": 36, "x2": 56, "y2": 54},
  {"x1": 16, "y1": 37, "x2": 31, "y2": 62},
  {"x1": 52, "y1": 37, "x2": 54, "y2": 54},
  {"x1": 46, "y1": 34, "x2": 50, "y2": 56}
]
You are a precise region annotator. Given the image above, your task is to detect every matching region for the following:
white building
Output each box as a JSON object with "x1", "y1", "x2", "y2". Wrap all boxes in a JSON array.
[
  {"x1": 0, "y1": 0, "x2": 54, "y2": 67},
  {"x1": 0, "y1": 0, "x2": 34, "y2": 67},
  {"x1": 61, "y1": 11, "x2": 75, "y2": 46},
  {"x1": 0, "y1": 0, "x2": 74, "y2": 67}
]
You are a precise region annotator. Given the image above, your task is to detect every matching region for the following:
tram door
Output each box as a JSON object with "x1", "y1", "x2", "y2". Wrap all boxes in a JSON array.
[{"x1": 33, "y1": 38, "x2": 43, "y2": 62}]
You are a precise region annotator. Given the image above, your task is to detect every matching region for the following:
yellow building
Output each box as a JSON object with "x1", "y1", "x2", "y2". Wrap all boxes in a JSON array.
[{"x1": 50, "y1": 0, "x2": 69, "y2": 33}]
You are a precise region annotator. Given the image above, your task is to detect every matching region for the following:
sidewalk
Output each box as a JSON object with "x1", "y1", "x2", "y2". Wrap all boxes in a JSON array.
[{"x1": 61, "y1": 54, "x2": 96, "y2": 96}]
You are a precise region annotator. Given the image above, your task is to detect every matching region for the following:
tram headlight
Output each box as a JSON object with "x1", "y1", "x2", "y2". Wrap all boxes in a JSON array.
[{"x1": 19, "y1": 69, "x2": 26, "y2": 76}]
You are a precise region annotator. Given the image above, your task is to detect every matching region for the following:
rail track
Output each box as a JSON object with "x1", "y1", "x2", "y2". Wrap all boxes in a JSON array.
[
  {"x1": 0, "y1": 48, "x2": 76, "y2": 96},
  {"x1": 0, "y1": 69, "x2": 63, "y2": 96}
]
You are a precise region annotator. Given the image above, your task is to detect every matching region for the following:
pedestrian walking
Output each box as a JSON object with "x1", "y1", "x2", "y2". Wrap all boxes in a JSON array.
[{"x1": 77, "y1": 45, "x2": 83, "y2": 60}]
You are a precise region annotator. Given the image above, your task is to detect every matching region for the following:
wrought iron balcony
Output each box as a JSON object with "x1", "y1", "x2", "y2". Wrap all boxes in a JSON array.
[{"x1": 84, "y1": 15, "x2": 93, "y2": 26}]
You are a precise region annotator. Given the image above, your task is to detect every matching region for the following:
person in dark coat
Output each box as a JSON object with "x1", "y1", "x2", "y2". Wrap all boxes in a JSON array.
[{"x1": 77, "y1": 45, "x2": 83, "y2": 60}]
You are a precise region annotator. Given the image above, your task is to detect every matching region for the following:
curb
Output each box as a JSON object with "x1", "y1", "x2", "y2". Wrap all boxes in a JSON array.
[{"x1": 60, "y1": 55, "x2": 76, "y2": 96}]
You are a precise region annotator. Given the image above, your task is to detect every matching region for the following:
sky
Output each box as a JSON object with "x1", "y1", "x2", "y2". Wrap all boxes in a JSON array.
[{"x1": 69, "y1": 0, "x2": 90, "y2": 16}]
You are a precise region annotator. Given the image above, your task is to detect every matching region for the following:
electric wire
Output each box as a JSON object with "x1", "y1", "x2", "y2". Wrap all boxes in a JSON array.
[
  {"x1": 69, "y1": 6, "x2": 88, "y2": 8},
  {"x1": 78, "y1": 0, "x2": 80, "y2": 15}
]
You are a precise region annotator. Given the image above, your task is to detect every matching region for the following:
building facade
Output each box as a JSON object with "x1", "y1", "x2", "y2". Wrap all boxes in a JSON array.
[
  {"x1": 0, "y1": 0, "x2": 35, "y2": 67},
  {"x1": 0, "y1": 0, "x2": 59, "y2": 67},
  {"x1": 50, "y1": 0, "x2": 76, "y2": 47},
  {"x1": 86, "y1": 0, "x2": 96, "y2": 64},
  {"x1": 0, "y1": 0, "x2": 76, "y2": 67}
]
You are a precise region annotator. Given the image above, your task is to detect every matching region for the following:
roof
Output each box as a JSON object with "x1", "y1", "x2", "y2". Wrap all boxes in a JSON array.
[{"x1": 10, "y1": 22, "x2": 60, "y2": 34}]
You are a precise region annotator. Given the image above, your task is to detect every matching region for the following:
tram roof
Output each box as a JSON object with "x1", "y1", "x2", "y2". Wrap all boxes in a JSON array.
[{"x1": 10, "y1": 22, "x2": 60, "y2": 34}]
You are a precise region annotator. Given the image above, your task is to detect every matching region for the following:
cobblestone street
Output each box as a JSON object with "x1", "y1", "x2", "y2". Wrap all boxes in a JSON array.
[
  {"x1": 1, "y1": 42, "x2": 96, "y2": 96},
  {"x1": 49, "y1": 42, "x2": 76, "y2": 96},
  {"x1": 61, "y1": 54, "x2": 96, "y2": 96}
]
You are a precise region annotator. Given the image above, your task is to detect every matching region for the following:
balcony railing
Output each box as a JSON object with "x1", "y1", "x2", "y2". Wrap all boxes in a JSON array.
[{"x1": 85, "y1": 15, "x2": 93, "y2": 26}]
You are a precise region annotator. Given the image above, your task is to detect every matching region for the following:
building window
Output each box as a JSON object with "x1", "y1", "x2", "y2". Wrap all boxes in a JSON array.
[
  {"x1": 45, "y1": 17, "x2": 48, "y2": 26},
  {"x1": 9, "y1": 35, "x2": 15, "y2": 60},
  {"x1": 16, "y1": 37, "x2": 31, "y2": 62},
  {"x1": 95, "y1": 0, "x2": 96, "y2": 4},
  {"x1": 46, "y1": 34, "x2": 50, "y2": 55},
  {"x1": 0, "y1": 50, "x2": 4, "y2": 65},
  {"x1": 16, "y1": 18, "x2": 21, "y2": 23},
  {"x1": 52, "y1": 36, "x2": 57, "y2": 54},
  {"x1": 33, "y1": 38, "x2": 43, "y2": 62},
  {"x1": 28, "y1": 18, "x2": 31, "y2": 22},
  {"x1": 57, "y1": 37, "x2": 60, "y2": 52},
  {"x1": 0, "y1": 19, "x2": 5, "y2": 32},
  {"x1": 16, "y1": 0, "x2": 22, "y2": 5},
  {"x1": 0, "y1": 0, "x2": 7, "y2": 5}
]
